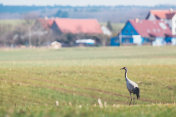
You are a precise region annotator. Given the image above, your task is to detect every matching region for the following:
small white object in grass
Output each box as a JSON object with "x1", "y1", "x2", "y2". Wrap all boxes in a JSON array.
[
  {"x1": 79, "y1": 105, "x2": 82, "y2": 108},
  {"x1": 69, "y1": 102, "x2": 72, "y2": 106},
  {"x1": 56, "y1": 100, "x2": 59, "y2": 106},
  {"x1": 112, "y1": 104, "x2": 120, "y2": 108},
  {"x1": 98, "y1": 98, "x2": 103, "y2": 108}
]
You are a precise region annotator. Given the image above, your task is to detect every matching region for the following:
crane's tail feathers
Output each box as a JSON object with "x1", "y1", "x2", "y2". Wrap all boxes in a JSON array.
[{"x1": 134, "y1": 87, "x2": 140, "y2": 99}]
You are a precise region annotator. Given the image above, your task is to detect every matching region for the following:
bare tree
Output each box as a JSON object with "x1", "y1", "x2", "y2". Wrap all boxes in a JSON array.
[{"x1": 23, "y1": 13, "x2": 39, "y2": 47}]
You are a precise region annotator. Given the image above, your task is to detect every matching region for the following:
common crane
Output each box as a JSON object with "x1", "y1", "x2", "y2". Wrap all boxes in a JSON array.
[{"x1": 120, "y1": 67, "x2": 140, "y2": 105}]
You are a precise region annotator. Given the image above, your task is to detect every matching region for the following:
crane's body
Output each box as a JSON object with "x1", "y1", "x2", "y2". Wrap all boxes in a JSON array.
[
  {"x1": 126, "y1": 78, "x2": 138, "y2": 93},
  {"x1": 121, "y1": 67, "x2": 140, "y2": 105}
]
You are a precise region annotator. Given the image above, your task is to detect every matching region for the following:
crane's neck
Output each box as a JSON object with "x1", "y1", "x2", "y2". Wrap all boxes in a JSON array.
[{"x1": 124, "y1": 69, "x2": 128, "y2": 81}]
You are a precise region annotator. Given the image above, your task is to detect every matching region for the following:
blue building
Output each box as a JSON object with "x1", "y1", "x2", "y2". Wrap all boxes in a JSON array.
[
  {"x1": 165, "y1": 34, "x2": 176, "y2": 45},
  {"x1": 110, "y1": 36, "x2": 120, "y2": 46},
  {"x1": 111, "y1": 19, "x2": 175, "y2": 46}
]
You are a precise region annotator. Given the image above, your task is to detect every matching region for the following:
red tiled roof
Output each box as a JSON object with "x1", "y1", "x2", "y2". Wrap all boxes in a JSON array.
[
  {"x1": 39, "y1": 18, "x2": 54, "y2": 29},
  {"x1": 129, "y1": 19, "x2": 171, "y2": 37},
  {"x1": 53, "y1": 18, "x2": 102, "y2": 34},
  {"x1": 150, "y1": 10, "x2": 176, "y2": 19}
]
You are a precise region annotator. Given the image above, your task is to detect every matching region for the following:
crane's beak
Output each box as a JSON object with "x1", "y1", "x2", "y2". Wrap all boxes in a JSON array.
[{"x1": 120, "y1": 68, "x2": 124, "y2": 70}]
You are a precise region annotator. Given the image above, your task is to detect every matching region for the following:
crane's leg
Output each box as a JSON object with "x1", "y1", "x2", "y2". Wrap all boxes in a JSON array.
[
  {"x1": 129, "y1": 93, "x2": 132, "y2": 105},
  {"x1": 131, "y1": 93, "x2": 135, "y2": 105},
  {"x1": 133, "y1": 96, "x2": 135, "y2": 105}
]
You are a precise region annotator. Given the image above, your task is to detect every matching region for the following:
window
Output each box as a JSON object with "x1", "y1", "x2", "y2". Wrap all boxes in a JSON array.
[
  {"x1": 125, "y1": 30, "x2": 128, "y2": 33},
  {"x1": 159, "y1": 23, "x2": 167, "y2": 30}
]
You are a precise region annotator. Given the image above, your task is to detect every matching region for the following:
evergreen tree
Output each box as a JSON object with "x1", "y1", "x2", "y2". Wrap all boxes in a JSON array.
[{"x1": 106, "y1": 21, "x2": 113, "y2": 31}]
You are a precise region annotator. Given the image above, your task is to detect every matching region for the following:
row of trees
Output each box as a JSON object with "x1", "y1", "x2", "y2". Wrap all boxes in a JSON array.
[
  {"x1": 0, "y1": 20, "x2": 50, "y2": 47},
  {"x1": 0, "y1": 18, "x2": 111, "y2": 47}
]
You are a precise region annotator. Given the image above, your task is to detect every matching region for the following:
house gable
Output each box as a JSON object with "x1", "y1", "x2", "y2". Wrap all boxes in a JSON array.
[
  {"x1": 121, "y1": 21, "x2": 139, "y2": 36},
  {"x1": 51, "y1": 21, "x2": 62, "y2": 34},
  {"x1": 146, "y1": 13, "x2": 157, "y2": 20},
  {"x1": 38, "y1": 18, "x2": 54, "y2": 29},
  {"x1": 120, "y1": 21, "x2": 140, "y2": 44}
]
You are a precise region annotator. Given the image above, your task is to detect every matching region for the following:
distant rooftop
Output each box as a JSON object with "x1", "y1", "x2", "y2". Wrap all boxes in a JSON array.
[
  {"x1": 129, "y1": 19, "x2": 171, "y2": 37},
  {"x1": 149, "y1": 9, "x2": 176, "y2": 19}
]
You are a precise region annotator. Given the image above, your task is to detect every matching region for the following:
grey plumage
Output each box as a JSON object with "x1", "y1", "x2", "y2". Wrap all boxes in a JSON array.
[{"x1": 120, "y1": 67, "x2": 140, "y2": 105}]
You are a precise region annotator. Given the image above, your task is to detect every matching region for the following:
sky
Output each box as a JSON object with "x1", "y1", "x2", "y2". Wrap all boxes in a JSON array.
[{"x1": 0, "y1": 0, "x2": 176, "y2": 6}]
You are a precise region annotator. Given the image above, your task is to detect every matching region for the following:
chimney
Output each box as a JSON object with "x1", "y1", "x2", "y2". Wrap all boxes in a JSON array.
[
  {"x1": 44, "y1": 16, "x2": 48, "y2": 20},
  {"x1": 170, "y1": 8, "x2": 173, "y2": 12},
  {"x1": 135, "y1": 18, "x2": 139, "y2": 23}
]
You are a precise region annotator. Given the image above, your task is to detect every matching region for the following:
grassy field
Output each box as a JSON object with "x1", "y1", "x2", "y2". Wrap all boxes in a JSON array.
[
  {"x1": 0, "y1": 46, "x2": 176, "y2": 117},
  {"x1": 0, "y1": 19, "x2": 25, "y2": 26}
]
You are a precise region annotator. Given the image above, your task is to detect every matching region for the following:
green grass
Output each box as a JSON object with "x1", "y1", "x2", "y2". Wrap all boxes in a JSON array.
[
  {"x1": 0, "y1": 19, "x2": 25, "y2": 26},
  {"x1": 0, "y1": 19, "x2": 25, "y2": 34},
  {"x1": 0, "y1": 46, "x2": 176, "y2": 116}
]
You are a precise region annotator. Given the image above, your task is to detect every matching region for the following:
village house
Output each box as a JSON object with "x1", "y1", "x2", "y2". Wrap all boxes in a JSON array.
[
  {"x1": 39, "y1": 17, "x2": 103, "y2": 46},
  {"x1": 111, "y1": 19, "x2": 175, "y2": 46},
  {"x1": 146, "y1": 9, "x2": 176, "y2": 35},
  {"x1": 111, "y1": 9, "x2": 176, "y2": 46},
  {"x1": 51, "y1": 18, "x2": 102, "y2": 34},
  {"x1": 39, "y1": 18, "x2": 102, "y2": 35}
]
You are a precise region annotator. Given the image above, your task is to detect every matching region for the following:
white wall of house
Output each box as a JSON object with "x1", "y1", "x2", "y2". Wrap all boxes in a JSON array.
[
  {"x1": 171, "y1": 38, "x2": 176, "y2": 45},
  {"x1": 172, "y1": 15, "x2": 176, "y2": 35},
  {"x1": 164, "y1": 15, "x2": 176, "y2": 35},
  {"x1": 132, "y1": 35, "x2": 143, "y2": 45},
  {"x1": 165, "y1": 19, "x2": 172, "y2": 29},
  {"x1": 101, "y1": 26, "x2": 112, "y2": 36},
  {"x1": 152, "y1": 37, "x2": 166, "y2": 46}
]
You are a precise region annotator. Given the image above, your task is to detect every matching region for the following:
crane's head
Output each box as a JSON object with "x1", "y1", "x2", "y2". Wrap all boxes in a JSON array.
[{"x1": 120, "y1": 67, "x2": 127, "y2": 71}]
